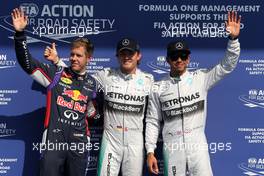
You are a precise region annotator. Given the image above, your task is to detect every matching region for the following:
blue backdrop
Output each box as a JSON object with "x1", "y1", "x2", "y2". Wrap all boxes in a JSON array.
[{"x1": 0, "y1": 0, "x2": 264, "y2": 176}]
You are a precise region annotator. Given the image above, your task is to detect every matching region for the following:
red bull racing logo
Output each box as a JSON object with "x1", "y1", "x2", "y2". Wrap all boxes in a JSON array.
[
  {"x1": 62, "y1": 89, "x2": 88, "y2": 103},
  {"x1": 56, "y1": 89, "x2": 88, "y2": 114}
]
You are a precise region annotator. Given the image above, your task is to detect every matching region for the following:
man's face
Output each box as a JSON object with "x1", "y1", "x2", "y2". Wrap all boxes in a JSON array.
[
  {"x1": 70, "y1": 46, "x2": 91, "y2": 73},
  {"x1": 167, "y1": 52, "x2": 190, "y2": 75},
  {"x1": 117, "y1": 49, "x2": 141, "y2": 74}
]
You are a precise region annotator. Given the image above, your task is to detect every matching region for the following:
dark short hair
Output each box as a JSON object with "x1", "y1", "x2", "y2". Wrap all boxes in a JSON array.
[{"x1": 71, "y1": 38, "x2": 94, "y2": 56}]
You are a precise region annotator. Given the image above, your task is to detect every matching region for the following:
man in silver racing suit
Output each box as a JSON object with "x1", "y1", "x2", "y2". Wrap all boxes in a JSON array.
[
  {"x1": 146, "y1": 11, "x2": 241, "y2": 176},
  {"x1": 94, "y1": 38, "x2": 153, "y2": 176},
  {"x1": 47, "y1": 38, "x2": 154, "y2": 175}
]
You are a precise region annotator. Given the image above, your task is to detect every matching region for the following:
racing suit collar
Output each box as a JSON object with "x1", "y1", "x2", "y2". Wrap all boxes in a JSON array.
[
  {"x1": 118, "y1": 68, "x2": 141, "y2": 80},
  {"x1": 168, "y1": 70, "x2": 190, "y2": 84},
  {"x1": 71, "y1": 68, "x2": 86, "y2": 75},
  {"x1": 69, "y1": 68, "x2": 88, "y2": 80}
]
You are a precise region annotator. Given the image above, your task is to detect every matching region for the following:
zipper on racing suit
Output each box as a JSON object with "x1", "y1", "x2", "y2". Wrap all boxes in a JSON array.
[{"x1": 176, "y1": 77, "x2": 189, "y2": 174}]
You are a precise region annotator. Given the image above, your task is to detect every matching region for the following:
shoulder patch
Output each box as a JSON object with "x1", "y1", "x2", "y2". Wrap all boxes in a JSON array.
[{"x1": 141, "y1": 71, "x2": 154, "y2": 81}]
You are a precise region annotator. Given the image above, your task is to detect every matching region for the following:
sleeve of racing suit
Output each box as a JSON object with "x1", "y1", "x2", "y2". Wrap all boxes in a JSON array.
[
  {"x1": 91, "y1": 71, "x2": 106, "y2": 125},
  {"x1": 14, "y1": 31, "x2": 57, "y2": 87},
  {"x1": 92, "y1": 70, "x2": 106, "y2": 92},
  {"x1": 145, "y1": 83, "x2": 163, "y2": 154},
  {"x1": 204, "y1": 39, "x2": 240, "y2": 90},
  {"x1": 56, "y1": 59, "x2": 68, "y2": 67},
  {"x1": 86, "y1": 100, "x2": 97, "y2": 118},
  {"x1": 87, "y1": 90, "x2": 104, "y2": 127}
]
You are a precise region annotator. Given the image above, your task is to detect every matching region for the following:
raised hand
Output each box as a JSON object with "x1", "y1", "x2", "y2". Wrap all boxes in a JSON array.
[
  {"x1": 225, "y1": 11, "x2": 241, "y2": 39},
  {"x1": 44, "y1": 43, "x2": 60, "y2": 64},
  {"x1": 11, "y1": 8, "x2": 28, "y2": 32}
]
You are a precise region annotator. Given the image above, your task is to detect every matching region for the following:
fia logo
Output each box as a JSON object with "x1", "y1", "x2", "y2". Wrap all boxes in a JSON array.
[
  {"x1": 239, "y1": 89, "x2": 264, "y2": 108},
  {"x1": 20, "y1": 3, "x2": 39, "y2": 17}
]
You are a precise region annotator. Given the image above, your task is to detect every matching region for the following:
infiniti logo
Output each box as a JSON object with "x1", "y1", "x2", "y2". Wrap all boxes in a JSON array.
[{"x1": 64, "y1": 110, "x2": 79, "y2": 120}]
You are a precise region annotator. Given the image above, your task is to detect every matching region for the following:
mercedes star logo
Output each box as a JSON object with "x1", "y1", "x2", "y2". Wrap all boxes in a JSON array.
[
  {"x1": 122, "y1": 39, "x2": 130, "y2": 46},
  {"x1": 175, "y1": 42, "x2": 184, "y2": 49}
]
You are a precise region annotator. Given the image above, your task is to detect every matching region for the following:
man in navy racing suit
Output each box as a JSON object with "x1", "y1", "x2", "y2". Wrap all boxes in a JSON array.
[
  {"x1": 12, "y1": 8, "x2": 97, "y2": 176},
  {"x1": 146, "y1": 11, "x2": 241, "y2": 176},
  {"x1": 47, "y1": 38, "x2": 154, "y2": 175}
]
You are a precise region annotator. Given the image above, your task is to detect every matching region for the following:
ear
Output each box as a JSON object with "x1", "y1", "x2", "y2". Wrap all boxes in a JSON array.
[
  {"x1": 166, "y1": 58, "x2": 173, "y2": 66},
  {"x1": 137, "y1": 52, "x2": 142, "y2": 61},
  {"x1": 186, "y1": 55, "x2": 190, "y2": 64},
  {"x1": 86, "y1": 54, "x2": 92, "y2": 62}
]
